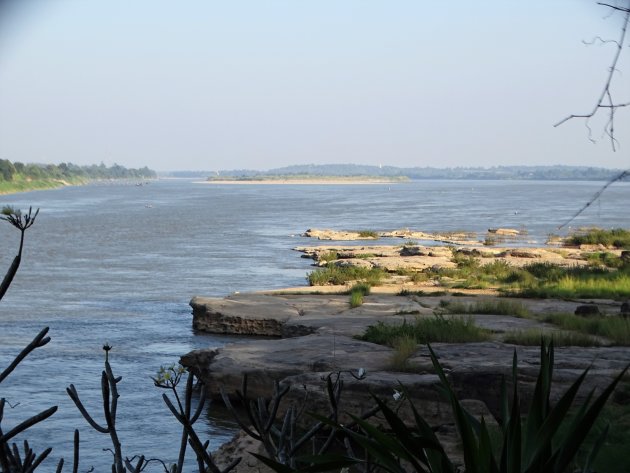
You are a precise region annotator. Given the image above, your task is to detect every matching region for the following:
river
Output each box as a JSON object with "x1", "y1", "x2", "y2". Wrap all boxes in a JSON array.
[{"x1": 0, "y1": 178, "x2": 628, "y2": 470}]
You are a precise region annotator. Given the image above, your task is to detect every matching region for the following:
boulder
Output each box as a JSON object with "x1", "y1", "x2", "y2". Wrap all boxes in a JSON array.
[{"x1": 574, "y1": 305, "x2": 600, "y2": 316}]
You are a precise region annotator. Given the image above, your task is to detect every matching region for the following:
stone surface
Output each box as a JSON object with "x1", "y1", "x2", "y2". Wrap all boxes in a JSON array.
[{"x1": 186, "y1": 291, "x2": 630, "y2": 471}]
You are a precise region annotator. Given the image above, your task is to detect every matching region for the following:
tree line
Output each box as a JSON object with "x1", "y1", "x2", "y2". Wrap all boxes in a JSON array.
[{"x1": 0, "y1": 159, "x2": 156, "y2": 182}]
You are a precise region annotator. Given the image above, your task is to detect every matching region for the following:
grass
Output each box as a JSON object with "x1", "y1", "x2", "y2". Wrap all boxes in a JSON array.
[
  {"x1": 395, "y1": 268, "x2": 430, "y2": 283},
  {"x1": 503, "y1": 329, "x2": 602, "y2": 347},
  {"x1": 541, "y1": 312, "x2": 630, "y2": 345},
  {"x1": 398, "y1": 289, "x2": 449, "y2": 297},
  {"x1": 349, "y1": 291, "x2": 364, "y2": 308},
  {"x1": 318, "y1": 251, "x2": 339, "y2": 263},
  {"x1": 439, "y1": 299, "x2": 530, "y2": 318},
  {"x1": 356, "y1": 230, "x2": 379, "y2": 239},
  {"x1": 520, "y1": 272, "x2": 630, "y2": 299},
  {"x1": 388, "y1": 336, "x2": 419, "y2": 372},
  {"x1": 307, "y1": 264, "x2": 385, "y2": 286},
  {"x1": 565, "y1": 227, "x2": 630, "y2": 249},
  {"x1": 359, "y1": 315, "x2": 491, "y2": 346},
  {"x1": 348, "y1": 283, "x2": 371, "y2": 308},
  {"x1": 584, "y1": 251, "x2": 624, "y2": 268}
]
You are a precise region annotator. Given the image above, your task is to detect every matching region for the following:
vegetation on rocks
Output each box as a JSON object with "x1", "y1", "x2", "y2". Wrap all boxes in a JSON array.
[
  {"x1": 503, "y1": 329, "x2": 602, "y2": 347},
  {"x1": 540, "y1": 312, "x2": 630, "y2": 346},
  {"x1": 359, "y1": 315, "x2": 491, "y2": 346},
  {"x1": 348, "y1": 283, "x2": 371, "y2": 308},
  {"x1": 438, "y1": 299, "x2": 530, "y2": 318},
  {"x1": 565, "y1": 228, "x2": 630, "y2": 249},
  {"x1": 307, "y1": 264, "x2": 385, "y2": 286}
]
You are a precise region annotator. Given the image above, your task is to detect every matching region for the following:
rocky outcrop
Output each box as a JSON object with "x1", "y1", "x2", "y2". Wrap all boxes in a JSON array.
[{"x1": 186, "y1": 292, "x2": 630, "y2": 471}]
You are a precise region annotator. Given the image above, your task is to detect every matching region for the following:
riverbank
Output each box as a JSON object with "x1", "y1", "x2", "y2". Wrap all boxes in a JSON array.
[
  {"x1": 0, "y1": 177, "x2": 85, "y2": 195},
  {"x1": 183, "y1": 228, "x2": 630, "y2": 472},
  {"x1": 198, "y1": 177, "x2": 407, "y2": 185}
]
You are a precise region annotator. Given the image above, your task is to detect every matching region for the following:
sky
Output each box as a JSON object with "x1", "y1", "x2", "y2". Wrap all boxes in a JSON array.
[{"x1": 0, "y1": 0, "x2": 628, "y2": 172}]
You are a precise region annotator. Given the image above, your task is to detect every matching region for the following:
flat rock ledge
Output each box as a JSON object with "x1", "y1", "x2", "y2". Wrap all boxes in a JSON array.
[{"x1": 184, "y1": 292, "x2": 630, "y2": 471}]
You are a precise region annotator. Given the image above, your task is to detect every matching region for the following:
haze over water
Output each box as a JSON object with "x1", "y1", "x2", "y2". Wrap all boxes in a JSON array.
[{"x1": 0, "y1": 179, "x2": 628, "y2": 470}]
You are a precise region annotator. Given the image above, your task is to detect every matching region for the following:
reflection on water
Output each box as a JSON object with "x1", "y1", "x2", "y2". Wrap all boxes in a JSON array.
[{"x1": 0, "y1": 179, "x2": 628, "y2": 470}]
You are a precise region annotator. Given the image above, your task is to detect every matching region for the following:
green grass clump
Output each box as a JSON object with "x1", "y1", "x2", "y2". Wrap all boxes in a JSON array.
[
  {"x1": 359, "y1": 315, "x2": 491, "y2": 346},
  {"x1": 521, "y1": 273, "x2": 630, "y2": 300},
  {"x1": 542, "y1": 312, "x2": 630, "y2": 345},
  {"x1": 388, "y1": 336, "x2": 419, "y2": 372},
  {"x1": 307, "y1": 264, "x2": 385, "y2": 286},
  {"x1": 439, "y1": 299, "x2": 530, "y2": 318},
  {"x1": 566, "y1": 228, "x2": 630, "y2": 249},
  {"x1": 348, "y1": 283, "x2": 371, "y2": 308},
  {"x1": 318, "y1": 251, "x2": 339, "y2": 263},
  {"x1": 503, "y1": 329, "x2": 601, "y2": 347},
  {"x1": 356, "y1": 230, "x2": 379, "y2": 239},
  {"x1": 349, "y1": 291, "x2": 364, "y2": 308}
]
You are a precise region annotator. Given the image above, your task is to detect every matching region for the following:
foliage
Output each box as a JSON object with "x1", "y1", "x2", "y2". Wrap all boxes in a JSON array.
[
  {"x1": 348, "y1": 284, "x2": 371, "y2": 307},
  {"x1": 584, "y1": 251, "x2": 624, "y2": 268},
  {"x1": 388, "y1": 336, "x2": 419, "y2": 372},
  {"x1": 565, "y1": 228, "x2": 630, "y2": 249},
  {"x1": 317, "y1": 251, "x2": 338, "y2": 263},
  {"x1": 254, "y1": 342, "x2": 629, "y2": 473},
  {"x1": 359, "y1": 315, "x2": 490, "y2": 347},
  {"x1": 221, "y1": 371, "x2": 374, "y2": 472},
  {"x1": 502, "y1": 329, "x2": 601, "y2": 347},
  {"x1": 307, "y1": 264, "x2": 385, "y2": 286},
  {"x1": 541, "y1": 312, "x2": 630, "y2": 346},
  {"x1": 0, "y1": 206, "x2": 38, "y2": 301},
  {"x1": 438, "y1": 299, "x2": 530, "y2": 318},
  {"x1": 349, "y1": 291, "x2": 364, "y2": 308},
  {"x1": 0, "y1": 158, "x2": 156, "y2": 183},
  {"x1": 356, "y1": 230, "x2": 379, "y2": 239}
]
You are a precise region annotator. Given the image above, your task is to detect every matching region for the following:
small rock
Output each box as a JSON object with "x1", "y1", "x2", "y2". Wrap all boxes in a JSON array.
[
  {"x1": 574, "y1": 305, "x2": 600, "y2": 316},
  {"x1": 488, "y1": 228, "x2": 520, "y2": 236},
  {"x1": 621, "y1": 301, "x2": 630, "y2": 316}
]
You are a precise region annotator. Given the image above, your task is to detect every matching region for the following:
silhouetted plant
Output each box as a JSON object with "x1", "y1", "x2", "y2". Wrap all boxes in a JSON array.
[
  {"x1": 221, "y1": 370, "x2": 377, "y2": 471},
  {"x1": 0, "y1": 206, "x2": 38, "y2": 301},
  {"x1": 255, "y1": 341, "x2": 629, "y2": 473}
]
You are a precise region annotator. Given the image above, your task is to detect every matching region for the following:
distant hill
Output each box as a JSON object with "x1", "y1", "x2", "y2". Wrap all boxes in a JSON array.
[{"x1": 164, "y1": 164, "x2": 628, "y2": 181}]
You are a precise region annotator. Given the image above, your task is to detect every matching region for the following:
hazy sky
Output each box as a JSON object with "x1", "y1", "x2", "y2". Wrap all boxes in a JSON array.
[{"x1": 0, "y1": 1, "x2": 628, "y2": 172}]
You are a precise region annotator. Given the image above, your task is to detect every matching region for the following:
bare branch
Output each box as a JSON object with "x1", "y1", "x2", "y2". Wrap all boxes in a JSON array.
[
  {"x1": 557, "y1": 169, "x2": 630, "y2": 229},
  {"x1": 554, "y1": 3, "x2": 630, "y2": 150},
  {"x1": 597, "y1": 2, "x2": 630, "y2": 13}
]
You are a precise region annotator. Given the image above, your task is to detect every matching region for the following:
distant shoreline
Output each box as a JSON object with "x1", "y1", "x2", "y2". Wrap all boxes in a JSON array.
[{"x1": 197, "y1": 177, "x2": 406, "y2": 185}]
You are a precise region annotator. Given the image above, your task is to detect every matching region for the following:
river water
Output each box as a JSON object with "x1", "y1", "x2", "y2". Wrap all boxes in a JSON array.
[{"x1": 0, "y1": 178, "x2": 628, "y2": 471}]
